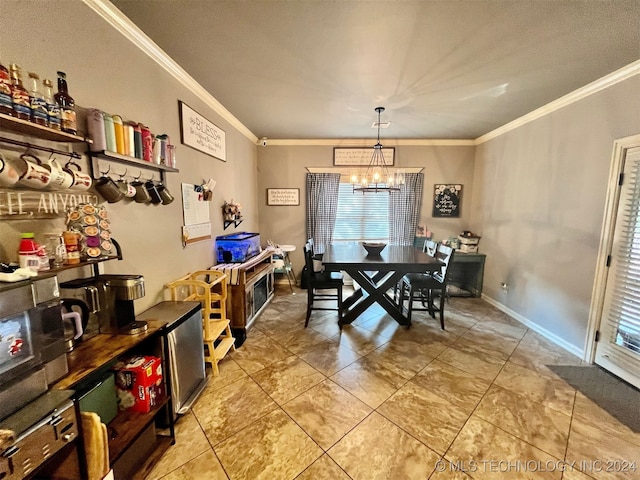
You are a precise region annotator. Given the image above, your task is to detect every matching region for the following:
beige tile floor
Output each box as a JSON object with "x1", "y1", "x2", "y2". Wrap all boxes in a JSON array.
[{"x1": 146, "y1": 286, "x2": 640, "y2": 480}]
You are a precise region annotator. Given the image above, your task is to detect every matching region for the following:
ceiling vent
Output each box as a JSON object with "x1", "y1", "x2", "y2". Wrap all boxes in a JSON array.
[{"x1": 372, "y1": 121, "x2": 391, "y2": 128}]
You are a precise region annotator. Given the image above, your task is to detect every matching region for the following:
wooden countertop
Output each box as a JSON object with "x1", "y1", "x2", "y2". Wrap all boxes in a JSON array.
[{"x1": 53, "y1": 300, "x2": 201, "y2": 390}]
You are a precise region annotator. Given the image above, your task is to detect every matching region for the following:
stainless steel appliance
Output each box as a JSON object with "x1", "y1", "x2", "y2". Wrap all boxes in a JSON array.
[
  {"x1": 0, "y1": 389, "x2": 78, "y2": 480},
  {"x1": 60, "y1": 274, "x2": 147, "y2": 335},
  {"x1": 137, "y1": 301, "x2": 207, "y2": 420},
  {"x1": 0, "y1": 276, "x2": 68, "y2": 420}
]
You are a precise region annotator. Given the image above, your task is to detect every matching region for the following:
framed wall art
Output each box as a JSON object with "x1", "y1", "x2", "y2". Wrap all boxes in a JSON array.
[
  {"x1": 333, "y1": 147, "x2": 395, "y2": 166},
  {"x1": 267, "y1": 188, "x2": 300, "y2": 206},
  {"x1": 179, "y1": 101, "x2": 226, "y2": 161},
  {"x1": 433, "y1": 184, "x2": 462, "y2": 218}
]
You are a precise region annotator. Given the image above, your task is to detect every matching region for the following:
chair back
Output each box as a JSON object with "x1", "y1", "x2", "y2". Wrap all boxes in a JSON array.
[
  {"x1": 423, "y1": 239, "x2": 437, "y2": 257},
  {"x1": 434, "y1": 244, "x2": 455, "y2": 282},
  {"x1": 303, "y1": 242, "x2": 314, "y2": 280}
]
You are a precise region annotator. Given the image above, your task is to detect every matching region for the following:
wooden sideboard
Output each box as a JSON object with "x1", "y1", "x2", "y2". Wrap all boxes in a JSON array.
[{"x1": 211, "y1": 249, "x2": 275, "y2": 346}]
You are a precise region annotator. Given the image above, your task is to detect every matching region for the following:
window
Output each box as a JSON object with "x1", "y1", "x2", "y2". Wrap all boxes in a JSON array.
[{"x1": 333, "y1": 183, "x2": 389, "y2": 243}]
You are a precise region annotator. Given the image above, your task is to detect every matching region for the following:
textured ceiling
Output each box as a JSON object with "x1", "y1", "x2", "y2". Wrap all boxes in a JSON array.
[{"x1": 111, "y1": 0, "x2": 640, "y2": 140}]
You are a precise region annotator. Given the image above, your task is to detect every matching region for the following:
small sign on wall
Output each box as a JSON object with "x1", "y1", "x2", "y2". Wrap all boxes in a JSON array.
[
  {"x1": 267, "y1": 188, "x2": 300, "y2": 206},
  {"x1": 179, "y1": 101, "x2": 226, "y2": 161},
  {"x1": 433, "y1": 184, "x2": 462, "y2": 217}
]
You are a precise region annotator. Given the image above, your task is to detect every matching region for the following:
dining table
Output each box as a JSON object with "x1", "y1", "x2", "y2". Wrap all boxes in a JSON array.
[{"x1": 322, "y1": 243, "x2": 444, "y2": 326}]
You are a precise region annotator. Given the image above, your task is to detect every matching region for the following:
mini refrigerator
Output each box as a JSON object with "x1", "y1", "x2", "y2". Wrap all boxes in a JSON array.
[{"x1": 137, "y1": 301, "x2": 207, "y2": 420}]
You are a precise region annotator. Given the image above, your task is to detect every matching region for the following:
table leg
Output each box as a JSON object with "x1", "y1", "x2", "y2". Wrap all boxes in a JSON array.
[{"x1": 340, "y1": 269, "x2": 410, "y2": 326}]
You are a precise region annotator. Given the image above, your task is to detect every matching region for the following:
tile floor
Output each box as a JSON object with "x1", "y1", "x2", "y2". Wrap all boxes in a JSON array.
[{"x1": 146, "y1": 286, "x2": 640, "y2": 480}]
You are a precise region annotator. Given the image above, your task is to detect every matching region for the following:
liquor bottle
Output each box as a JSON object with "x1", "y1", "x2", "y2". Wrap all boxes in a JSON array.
[
  {"x1": 0, "y1": 59, "x2": 13, "y2": 116},
  {"x1": 27, "y1": 72, "x2": 48, "y2": 126},
  {"x1": 9, "y1": 64, "x2": 31, "y2": 120},
  {"x1": 42, "y1": 78, "x2": 61, "y2": 130},
  {"x1": 54, "y1": 71, "x2": 77, "y2": 134}
]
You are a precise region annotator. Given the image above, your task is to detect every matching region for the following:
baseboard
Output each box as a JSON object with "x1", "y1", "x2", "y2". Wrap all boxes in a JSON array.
[{"x1": 481, "y1": 294, "x2": 585, "y2": 359}]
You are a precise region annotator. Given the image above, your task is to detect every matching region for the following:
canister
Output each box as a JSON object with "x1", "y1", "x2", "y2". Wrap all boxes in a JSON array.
[
  {"x1": 124, "y1": 122, "x2": 136, "y2": 157},
  {"x1": 112, "y1": 115, "x2": 125, "y2": 155},
  {"x1": 140, "y1": 124, "x2": 153, "y2": 162},
  {"x1": 86, "y1": 108, "x2": 106, "y2": 152},
  {"x1": 132, "y1": 123, "x2": 143, "y2": 159},
  {"x1": 103, "y1": 112, "x2": 117, "y2": 153}
]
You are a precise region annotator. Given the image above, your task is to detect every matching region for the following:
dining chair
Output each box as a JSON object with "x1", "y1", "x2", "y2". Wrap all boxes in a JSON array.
[
  {"x1": 399, "y1": 243, "x2": 455, "y2": 328},
  {"x1": 303, "y1": 242, "x2": 343, "y2": 327},
  {"x1": 394, "y1": 239, "x2": 438, "y2": 304}
]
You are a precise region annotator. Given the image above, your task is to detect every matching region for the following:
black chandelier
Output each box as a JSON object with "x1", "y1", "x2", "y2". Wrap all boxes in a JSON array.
[{"x1": 351, "y1": 107, "x2": 405, "y2": 193}]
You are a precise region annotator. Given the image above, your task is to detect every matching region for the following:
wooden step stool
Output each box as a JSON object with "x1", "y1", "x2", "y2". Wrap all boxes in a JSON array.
[{"x1": 166, "y1": 270, "x2": 236, "y2": 376}]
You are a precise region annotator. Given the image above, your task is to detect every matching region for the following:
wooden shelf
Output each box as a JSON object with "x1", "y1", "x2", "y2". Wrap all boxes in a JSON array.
[
  {"x1": 90, "y1": 150, "x2": 179, "y2": 173},
  {"x1": 107, "y1": 396, "x2": 170, "y2": 465},
  {"x1": 213, "y1": 336, "x2": 235, "y2": 361},
  {"x1": 0, "y1": 112, "x2": 89, "y2": 143}
]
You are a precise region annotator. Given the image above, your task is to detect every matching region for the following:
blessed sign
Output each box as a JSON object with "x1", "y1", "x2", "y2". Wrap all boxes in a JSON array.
[{"x1": 179, "y1": 101, "x2": 226, "y2": 161}]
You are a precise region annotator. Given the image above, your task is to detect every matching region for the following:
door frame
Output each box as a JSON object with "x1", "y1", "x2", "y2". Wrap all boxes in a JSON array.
[{"x1": 585, "y1": 133, "x2": 640, "y2": 363}]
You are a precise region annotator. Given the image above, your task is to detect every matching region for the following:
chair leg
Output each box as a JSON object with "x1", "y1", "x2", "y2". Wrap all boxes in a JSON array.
[
  {"x1": 407, "y1": 285, "x2": 415, "y2": 324},
  {"x1": 438, "y1": 288, "x2": 445, "y2": 330},
  {"x1": 305, "y1": 287, "x2": 313, "y2": 327},
  {"x1": 286, "y1": 270, "x2": 293, "y2": 293},
  {"x1": 337, "y1": 285, "x2": 343, "y2": 320}
]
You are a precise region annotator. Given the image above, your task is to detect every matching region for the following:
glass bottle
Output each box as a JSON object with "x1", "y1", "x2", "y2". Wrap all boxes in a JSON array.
[
  {"x1": 9, "y1": 63, "x2": 31, "y2": 121},
  {"x1": 42, "y1": 78, "x2": 61, "y2": 130},
  {"x1": 54, "y1": 71, "x2": 76, "y2": 134},
  {"x1": 0, "y1": 58, "x2": 13, "y2": 116},
  {"x1": 27, "y1": 72, "x2": 48, "y2": 126}
]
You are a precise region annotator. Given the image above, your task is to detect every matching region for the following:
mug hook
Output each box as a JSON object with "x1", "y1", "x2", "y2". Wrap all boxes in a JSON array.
[
  {"x1": 119, "y1": 168, "x2": 128, "y2": 179},
  {"x1": 100, "y1": 164, "x2": 111, "y2": 176}
]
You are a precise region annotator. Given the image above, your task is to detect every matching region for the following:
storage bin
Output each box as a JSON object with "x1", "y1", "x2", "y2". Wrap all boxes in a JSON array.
[
  {"x1": 78, "y1": 372, "x2": 118, "y2": 425},
  {"x1": 215, "y1": 232, "x2": 261, "y2": 263}
]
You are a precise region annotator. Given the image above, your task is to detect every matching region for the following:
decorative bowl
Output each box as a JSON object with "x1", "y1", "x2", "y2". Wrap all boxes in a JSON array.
[{"x1": 362, "y1": 242, "x2": 387, "y2": 256}]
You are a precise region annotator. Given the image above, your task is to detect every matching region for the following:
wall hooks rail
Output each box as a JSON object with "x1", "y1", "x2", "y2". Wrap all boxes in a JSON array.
[{"x1": 0, "y1": 135, "x2": 82, "y2": 159}]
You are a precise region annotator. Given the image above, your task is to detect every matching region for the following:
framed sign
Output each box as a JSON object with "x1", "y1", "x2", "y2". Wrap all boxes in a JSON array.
[
  {"x1": 433, "y1": 184, "x2": 462, "y2": 218},
  {"x1": 179, "y1": 101, "x2": 226, "y2": 161},
  {"x1": 333, "y1": 147, "x2": 395, "y2": 166},
  {"x1": 267, "y1": 188, "x2": 300, "y2": 206}
]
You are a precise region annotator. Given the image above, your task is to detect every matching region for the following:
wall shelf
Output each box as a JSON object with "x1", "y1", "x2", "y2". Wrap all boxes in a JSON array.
[
  {"x1": 223, "y1": 219, "x2": 243, "y2": 230},
  {"x1": 89, "y1": 150, "x2": 179, "y2": 183},
  {"x1": 0, "y1": 113, "x2": 89, "y2": 143}
]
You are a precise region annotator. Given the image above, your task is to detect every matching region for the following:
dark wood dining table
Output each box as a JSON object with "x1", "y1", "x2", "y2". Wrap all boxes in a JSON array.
[{"x1": 322, "y1": 243, "x2": 443, "y2": 326}]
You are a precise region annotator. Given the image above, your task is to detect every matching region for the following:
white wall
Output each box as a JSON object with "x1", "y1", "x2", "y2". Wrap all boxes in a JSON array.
[
  {"x1": 471, "y1": 76, "x2": 640, "y2": 353},
  {"x1": 0, "y1": 1, "x2": 258, "y2": 311}
]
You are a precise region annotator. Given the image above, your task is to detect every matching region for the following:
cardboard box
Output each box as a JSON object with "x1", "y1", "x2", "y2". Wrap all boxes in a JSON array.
[
  {"x1": 458, "y1": 234, "x2": 480, "y2": 245},
  {"x1": 113, "y1": 356, "x2": 163, "y2": 413}
]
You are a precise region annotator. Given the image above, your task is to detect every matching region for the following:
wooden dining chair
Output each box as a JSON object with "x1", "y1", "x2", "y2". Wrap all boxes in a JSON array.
[
  {"x1": 399, "y1": 243, "x2": 455, "y2": 328},
  {"x1": 303, "y1": 242, "x2": 343, "y2": 327}
]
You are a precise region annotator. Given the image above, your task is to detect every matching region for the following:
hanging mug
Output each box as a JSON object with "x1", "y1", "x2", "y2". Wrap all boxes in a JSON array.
[
  {"x1": 15, "y1": 153, "x2": 52, "y2": 189},
  {"x1": 64, "y1": 161, "x2": 93, "y2": 191},
  {"x1": 0, "y1": 152, "x2": 20, "y2": 187},
  {"x1": 116, "y1": 177, "x2": 136, "y2": 199},
  {"x1": 131, "y1": 180, "x2": 151, "y2": 203},
  {"x1": 156, "y1": 183, "x2": 174, "y2": 205},
  {"x1": 145, "y1": 180, "x2": 162, "y2": 204},
  {"x1": 95, "y1": 175, "x2": 124, "y2": 203},
  {"x1": 45, "y1": 156, "x2": 74, "y2": 190}
]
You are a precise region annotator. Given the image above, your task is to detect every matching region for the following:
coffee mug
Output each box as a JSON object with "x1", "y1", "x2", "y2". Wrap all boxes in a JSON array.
[
  {"x1": 131, "y1": 180, "x2": 151, "y2": 203},
  {"x1": 16, "y1": 153, "x2": 52, "y2": 189},
  {"x1": 0, "y1": 152, "x2": 19, "y2": 187},
  {"x1": 116, "y1": 178, "x2": 136, "y2": 199},
  {"x1": 95, "y1": 176, "x2": 124, "y2": 203},
  {"x1": 65, "y1": 161, "x2": 93, "y2": 191},
  {"x1": 45, "y1": 156, "x2": 74, "y2": 190},
  {"x1": 156, "y1": 183, "x2": 174, "y2": 205},
  {"x1": 145, "y1": 180, "x2": 162, "y2": 204}
]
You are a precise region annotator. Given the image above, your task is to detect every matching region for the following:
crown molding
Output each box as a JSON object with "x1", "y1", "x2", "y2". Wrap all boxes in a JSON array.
[
  {"x1": 82, "y1": 0, "x2": 258, "y2": 144},
  {"x1": 475, "y1": 59, "x2": 640, "y2": 145},
  {"x1": 265, "y1": 138, "x2": 475, "y2": 146}
]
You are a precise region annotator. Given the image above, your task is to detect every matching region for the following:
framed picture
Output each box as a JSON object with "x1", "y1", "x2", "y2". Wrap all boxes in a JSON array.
[
  {"x1": 179, "y1": 101, "x2": 226, "y2": 161},
  {"x1": 267, "y1": 188, "x2": 300, "y2": 206},
  {"x1": 433, "y1": 184, "x2": 462, "y2": 217},
  {"x1": 333, "y1": 147, "x2": 395, "y2": 166}
]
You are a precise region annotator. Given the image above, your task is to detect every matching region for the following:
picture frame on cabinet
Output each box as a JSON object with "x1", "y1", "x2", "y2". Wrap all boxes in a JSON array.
[{"x1": 178, "y1": 101, "x2": 226, "y2": 162}]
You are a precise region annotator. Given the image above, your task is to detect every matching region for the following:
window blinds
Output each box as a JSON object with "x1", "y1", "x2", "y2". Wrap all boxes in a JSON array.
[{"x1": 333, "y1": 183, "x2": 389, "y2": 242}]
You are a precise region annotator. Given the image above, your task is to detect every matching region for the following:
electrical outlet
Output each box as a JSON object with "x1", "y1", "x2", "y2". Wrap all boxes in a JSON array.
[{"x1": 501, "y1": 282, "x2": 510, "y2": 292}]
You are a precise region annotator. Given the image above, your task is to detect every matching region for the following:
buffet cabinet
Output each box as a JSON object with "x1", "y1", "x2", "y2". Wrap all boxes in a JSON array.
[{"x1": 224, "y1": 250, "x2": 274, "y2": 345}]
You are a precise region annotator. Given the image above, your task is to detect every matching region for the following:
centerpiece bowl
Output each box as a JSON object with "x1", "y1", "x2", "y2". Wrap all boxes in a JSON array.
[{"x1": 362, "y1": 242, "x2": 387, "y2": 256}]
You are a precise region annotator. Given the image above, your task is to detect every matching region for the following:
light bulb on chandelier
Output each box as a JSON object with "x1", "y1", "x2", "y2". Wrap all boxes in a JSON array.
[{"x1": 352, "y1": 107, "x2": 405, "y2": 193}]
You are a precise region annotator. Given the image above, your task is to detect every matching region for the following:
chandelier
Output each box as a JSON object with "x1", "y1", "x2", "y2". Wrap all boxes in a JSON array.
[{"x1": 351, "y1": 106, "x2": 405, "y2": 193}]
